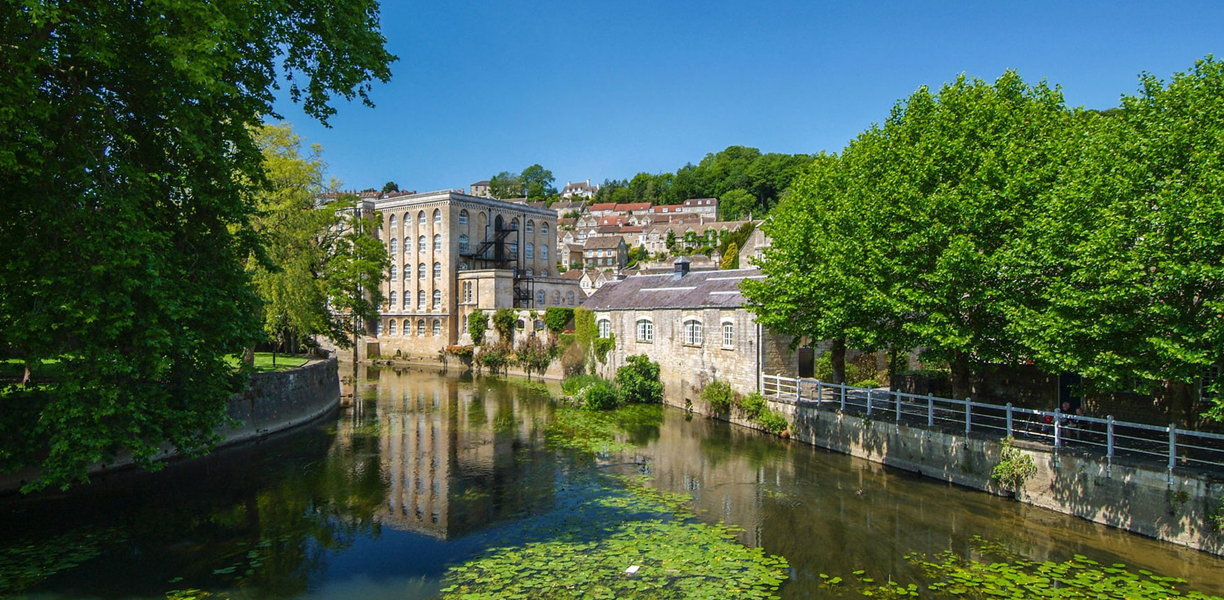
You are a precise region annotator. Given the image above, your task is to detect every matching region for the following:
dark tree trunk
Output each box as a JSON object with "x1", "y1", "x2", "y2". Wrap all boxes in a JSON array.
[
  {"x1": 830, "y1": 337, "x2": 847, "y2": 384},
  {"x1": 242, "y1": 347, "x2": 255, "y2": 366},
  {"x1": 1161, "y1": 379, "x2": 1197, "y2": 429},
  {"x1": 950, "y1": 352, "x2": 972, "y2": 400}
]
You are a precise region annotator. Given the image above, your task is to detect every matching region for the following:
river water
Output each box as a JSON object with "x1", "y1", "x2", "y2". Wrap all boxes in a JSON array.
[{"x1": 1, "y1": 365, "x2": 1221, "y2": 599}]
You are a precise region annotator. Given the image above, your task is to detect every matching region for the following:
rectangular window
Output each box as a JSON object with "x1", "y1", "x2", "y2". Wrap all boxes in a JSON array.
[
  {"x1": 636, "y1": 320, "x2": 653, "y2": 343},
  {"x1": 684, "y1": 320, "x2": 703, "y2": 346},
  {"x1": 722, "y1": 322, "x2": 734, "y2": 348}
]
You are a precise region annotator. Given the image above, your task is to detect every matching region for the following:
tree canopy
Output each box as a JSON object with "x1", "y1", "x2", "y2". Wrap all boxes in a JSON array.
[{"x1": 0, "y1": 1, "x2": 396, "y2": 490}]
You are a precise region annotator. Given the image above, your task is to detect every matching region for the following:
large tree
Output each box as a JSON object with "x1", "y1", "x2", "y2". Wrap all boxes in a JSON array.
[
  {"x1": 323, "y1": 196, "x2": 390, "y2": 372},
  {"x1": 871, "y1": 72, "x2": 1072, "y2": 398},
  {"x1": 1011, "y1": 58, "x2": 1224, "y2": 424},
  {"x1": 488, "y1": 171, "x2": 522, "y2": 199},
  {"x1": 520, "y1": 164, "x2": 556, "y2": 200},
  {"x1": 0, "y1": 1, "x2": 395, "y2": 490}
]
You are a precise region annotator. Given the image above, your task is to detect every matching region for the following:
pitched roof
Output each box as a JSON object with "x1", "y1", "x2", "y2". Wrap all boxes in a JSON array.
[
  {"x1": 584, "y1": 267, "x2": 763, "y2": 311},
  {"x1": 595, "y1": 225, "x2": 623, "y2": 234},
  {"x1": 584, "y1": 236, "x2": 625, "y2": 250},
  {"x1": 598, "y1": 216, "x2": 627, "y2": 226},
  {"x1": 588, "y1": 202, "x2": 617, "y2": 211},
  {"x1": 471, "y1": 180, "x2": 491, "y2": 186},
  {"x1": 614, "y1": 202, "x2": 652, "y2": 212},
  {"x1": 683, "y1": 198, "x2": 718, "y2": 207},
  {"x1": 620, "y1": 225, "x2": 644, "y2": 233},
  {"x1": 559, "y1": 269, "x2": 584, "y2": 280},
  {"x1": 652, "y1": 205, "x2": 683, "y2": 213}
]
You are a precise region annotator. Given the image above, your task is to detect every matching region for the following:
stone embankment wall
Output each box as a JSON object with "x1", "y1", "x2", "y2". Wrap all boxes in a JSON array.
[
  {"x1": 672, "y1": 392, "x2": 1224, "y2": 557},
  {"x1": 0, "y1": 357, "x2": 341, "y2": 493}
]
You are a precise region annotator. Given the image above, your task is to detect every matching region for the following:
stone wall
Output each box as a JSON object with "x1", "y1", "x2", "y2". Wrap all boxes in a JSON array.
[
  {"x1": 0, "y1": 357, "x2": 341, "y2": 493},
  {"x1": 687, "y1": 390, "x2": 1224, "y2": 556}
]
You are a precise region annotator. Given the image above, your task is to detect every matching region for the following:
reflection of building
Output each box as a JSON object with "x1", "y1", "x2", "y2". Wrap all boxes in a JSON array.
[{"x1": 374, "y1": 370, "x2": 555, "y2": 539}]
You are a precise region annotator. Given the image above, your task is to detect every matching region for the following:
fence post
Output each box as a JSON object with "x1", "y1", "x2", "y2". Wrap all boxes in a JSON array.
[
  {"x1": 1005, "y1": 403, "x2": 1013, "y2": 437},
  {"x1": 1106, "y1": 416, "x2": 1115, "y2": 478},
  {"x1": 866, "y1": 386, "x2": 874, "y2": 416},
  {"x1": 1168, "y1": 423, "x2": 1177, "y2": 484},
  {"x1": 895, "y1": 390, "x2": 902, "y2": 422},
  {"x1": 927, "y1": 394, "x2": 934, "y2": 427},
  {"x1": 965, "y1": 399, "x2": 972, "y2": 434},
  {"x1": 797, "y1": 378, "x2": 804, "y2": 403},
  {"x1": 816, "y1": 380, "x2": 823, "y2": 404},
  {"x1": 1054, "y1": 409, "x2": 1062, "y2": 449},
  {"x1": 840, "y1": 384, "x2": 846, "y2": 412}
]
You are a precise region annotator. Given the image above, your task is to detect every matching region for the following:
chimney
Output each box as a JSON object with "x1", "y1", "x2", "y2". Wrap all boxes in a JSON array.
[{"x1": 674, "y1": 256, "x2": 691, "y2": 279}]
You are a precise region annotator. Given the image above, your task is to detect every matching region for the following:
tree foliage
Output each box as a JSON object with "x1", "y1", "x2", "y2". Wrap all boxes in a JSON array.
[
  {"x1": 614, "y1": 355, "x2": 663, "y2": 405},
  {"x1": 544, "y1": 307, "x2": 574, "y2": 335},
  {"x1": 322, "y1": 196, "x2": 390, "y2": 358},
  {"x1": 488, "y1": 171, "x2": 522, "y2": 199},
  {"x1": 0, "y1": 1, "x2": 396, "y2": 489},
  {"x1": 721, "y1": 242, "x2": 740, "y2": 270},
  {"x1": 520, "y1": 164, "x2": 556, "y2": 200},
  {"x1": 467, "y1": 309, "x2": 488, "y2": 345}
]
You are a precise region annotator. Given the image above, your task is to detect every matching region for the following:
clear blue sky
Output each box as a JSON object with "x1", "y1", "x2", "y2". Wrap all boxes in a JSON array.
[{"x1": 271, "y1": 1, "x2": 1223, "y2": 193}]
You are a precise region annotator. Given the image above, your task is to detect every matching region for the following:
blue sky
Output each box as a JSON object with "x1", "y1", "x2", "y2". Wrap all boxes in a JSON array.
[{"x1": 271, "y1": 1, "x2": 1223, "y2": 193}]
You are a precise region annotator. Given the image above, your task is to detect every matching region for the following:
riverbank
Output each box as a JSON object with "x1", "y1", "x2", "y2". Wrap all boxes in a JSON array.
[
  {"x1": 680, "y1": 391, "x2": 1224, "y2": 557},
  {"x1": 0, "y1": 356, "x2": 341, "y2": 494}
]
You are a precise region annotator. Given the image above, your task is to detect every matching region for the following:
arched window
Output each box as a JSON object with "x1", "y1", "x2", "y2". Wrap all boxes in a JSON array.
[
  {"x1": 433, "y1": 209, "x2": 441, "y2": 223},
  {"x1": 418, "y1": 263, "x2": 426, "y2": 279},
  {"x1": 433, "y1": 234, "x2": 441, "y2": 251},
  {"x1": 458, "y1": 234, "x2": 469, "y2": 253},
  {"x1": 509, "y1": 241, "x2": 518, "y2": 255},
  {"x1": 566, "y1": 291, "x2": 575, "y2": 306},
  {"x1": 541, "y1": 245, "x2": 548, "y2": 261},
  {"x1": 537, "y1": 290, "x2": 546, "y2": 305},
  {"x1": 432, "y1": 289, "x2": 442, "y2": 308},
  {"x1": 553, "y1": 291, "x2": 561, "y2": 304},
  {"x1": 389, "y1": 291, "x2": 397, "y2": 307},
  {"x1": 390, "y1": 238, "x2": 397, "y2": 255},
  {"x1": 598, "y1": 319, "x2": 611, "y2": 339},
  {"x1": 526, "y1": 220, "x2": 534, "y2": 234},
  {"x1": 684, "y1": 319, "x2": 703, "y2": 346},
  {"x1": 418, "y1": 290, "x2": 425, "y2": 309},
  {"x1": 526, "y1": 243, "x2": 534, "y2": 259},
  {"x1": 433, "y1": 262, "x2": 441, "y2": 278},
  {"x1": 459, "y1": 210, "x2": 469, "y2": 224},
  {"x1": 510, "y1": 217, "x2": 519, "y2": 230},
  {"x1": 389, "y1": 265, "x2": 397, "y2": 281},
  {"x1": 388, "y1": 319, "x2": 397, "y2": 335},
  {"x1": 636, "y1": 319, "x2": 653, "y2": 342},
  {"x1": 418, "y1": 236, "x2": 426, "y2": 252},
  {"x1": 417, "y1": 320, "x2": 425, "y2": 336},
  {"x1": 541, "y1": 222, "x2": 549, "y2": 236},
  {"x1": 403, "y1": 294, "x2": 410, "y2": 310},
  {"x1": 459, "y1": 262, "x2": 469, "y2": 271},
  {"x1": 375, "y1": 320, "x2": 382, "y2": 335},
  {"x1": 722, "y1": 321, "x2": 734, "y2": 348},
  {"x1": 541, "y1": 269, "x2": 548, "y2": 277},
  {"x1": 525, "y1": 268, "x2": 533, "y2": 277},
  {"x1": 432, "y1": 319, "x2": 441, "y2": 336},
  {"x1": 418, "y1": 211, "x2": 426, "y2": 225}
]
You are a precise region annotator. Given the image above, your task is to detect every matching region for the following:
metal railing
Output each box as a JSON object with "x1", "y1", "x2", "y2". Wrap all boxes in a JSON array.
[{"x1": 761, "y1": 374, "x2": 1224, "y2": 479}]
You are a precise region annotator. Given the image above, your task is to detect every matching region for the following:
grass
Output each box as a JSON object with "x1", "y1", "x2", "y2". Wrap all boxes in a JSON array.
[{"x1": 224, "y1": 352, "x2": 311, "y2": 373}]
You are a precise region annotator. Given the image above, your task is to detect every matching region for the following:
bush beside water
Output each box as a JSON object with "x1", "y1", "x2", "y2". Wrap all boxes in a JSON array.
[{"x1": 700, "y1": 379, "x2": 789, "y2": 436}]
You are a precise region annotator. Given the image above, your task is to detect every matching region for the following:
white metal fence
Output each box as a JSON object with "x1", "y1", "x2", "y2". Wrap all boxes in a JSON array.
[{"x1": 761, "y1": 374, "x2": 1224, "y2": 479}]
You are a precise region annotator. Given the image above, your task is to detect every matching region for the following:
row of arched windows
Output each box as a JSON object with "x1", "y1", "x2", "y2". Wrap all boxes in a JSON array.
[
  {"x1": 388, "y1": 209, "x2": 552, "y2": 236},
  {"x1": 386, "y1": 290, "x2": 443, "y2": 311},
  {"x1": 621, "y1": 317, "x2": 734, "y2": 348},
  {"x1": 384, "y1": 318, "x2": 443, "y2": 337}
]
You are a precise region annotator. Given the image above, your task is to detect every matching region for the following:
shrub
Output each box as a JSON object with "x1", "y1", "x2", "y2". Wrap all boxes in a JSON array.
[
  {"x1": 614, "y1": 354, "x2": 662, "y2": 405},
  {"x1": 560, "y1": 342, "x2": 586, "y2": 377},
  {"x1": 853, "y1": 379, "x2": 881, "y2": 388},
  {"x1": 492, "y1": 308, "x2": 516, "y2": 342},
  {"x1": 475, "y1": 343, "x2": 510, "y2": 375},
  {"x1": 515, "y1": 335, "x2": 553, "y2": 379},
  {"x1": 562, "y1": 374, "x2": 602, "y2": 395},
  {"x1": 467, "y1": 310, "x2": 487, "y2": 345},
  {"x1": 593, "y1": 334, "x2": 615, "y2": 364},
  {"x1": 701, "y1": 379, "x2": 736, "y2": 413},
  {"x1": 579, "y1": 379, "x2": 621, "y2": 411},
  {"x1": 738, "y1": 392, "x2": 766, "y2": 420},
  {"x1": 757, "y1": 409, "x2": 789, "y2": 435},
  {"x1": 559, "y1": 333, "x2": 576, "y2": 346},
  {"x1": 544, "y1": 307, "x2": 574, "y2": 335},
  {"x1": 446, "y1": 345, "x2": 474, "y2": 365},
  {"x1": 991, "y1": 437, "x2": 1037, "y2": 495}
]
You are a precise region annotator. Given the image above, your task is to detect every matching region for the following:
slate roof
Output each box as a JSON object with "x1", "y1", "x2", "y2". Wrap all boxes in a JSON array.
[
  {"x1": 583, "y1": 267, "x2": 763, "y2": 311},
  {"x1": 471, "y1": 180, "x2": 491, "y2": 186},
  {"x1": 559, "y1": 269, "x2": 584, "y2": 280},
  {"x1": 584, "y1": 236, "x2": 625, "y2": 250},
  {"x1": 683, "y1": 198, "x2": 718, "y2": 207}
]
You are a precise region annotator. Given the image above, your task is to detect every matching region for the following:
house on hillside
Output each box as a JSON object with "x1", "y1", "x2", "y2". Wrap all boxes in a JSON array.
[
  {"x1": 584, "y1": 259, "x2": 799, "y2": 401},
  {"x1": 470, "y1": 180, "x2": 491, "y2": 197},
  {"x1": 560, "y1": 180, "x2": 600, "y2": 199},
  {"x1": 583, "y1": 236, "x2": 627, "y2": 270},
  {"x1": 682, "y1": 198, "x2": 719, "y2": 219}
]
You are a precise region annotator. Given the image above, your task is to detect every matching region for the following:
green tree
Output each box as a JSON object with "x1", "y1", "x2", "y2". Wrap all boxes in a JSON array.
[
  {"x1": 489, "y1": 171, "x2": 522, "y2": 199},
  {"x1": 520, "y1": 164, "x2": 556, "y2": 200},
  {"x1": 721, "y1": 242, "x2": 740, "y2": 270},
  {"x1": 719, "y1": 189, "x2": 757, "y2": 221},
  {"x1": 1011, "y1": 57, "x2": 1224, "y2": 424},
  {"x1": 249, "y1": 123, "x2": 348, "y2": 364},
  {"x1": 492, "y1": 308, "x2": 517, "y2": 343},
  {"x1": 323, "y1": 195, "x2": 391, "y2": 369},
  {"x1": 0, "y1": 1, "x2": 395, "y2": 490},
  {"x1": 869, "y1": 72, "x2": 1072, "y2": 398},
  {"x1": 381, "y1": 181, "x2": 399, "y2": 194}
]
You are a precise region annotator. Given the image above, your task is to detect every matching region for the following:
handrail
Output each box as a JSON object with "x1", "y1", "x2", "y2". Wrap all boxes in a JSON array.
[{"x1": 760, "y1": 373, "x2": 1224, "y2": 478}]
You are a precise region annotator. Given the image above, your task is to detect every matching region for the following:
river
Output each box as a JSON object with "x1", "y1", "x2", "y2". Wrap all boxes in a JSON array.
[{"x1": 1, "y1": 365, "x2": 1221, "y2": 599}]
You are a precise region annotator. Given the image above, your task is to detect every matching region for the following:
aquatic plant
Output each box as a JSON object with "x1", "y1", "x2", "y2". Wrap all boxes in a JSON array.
[
  {"x1": 581, "y1": 379, "x2": 622, "y2": 410},
  {"x1": 562, "y1": 374, "x2": 602, "y2": 395},
  {"x1": 0, "y1": 527, "x2": 124, "y2": 595},
  {"x1": 439, "y1": 476, "x2": 789, "y2": 600},
  {"x1": 991, "y1": 437, "x2": 1037, "y2": 495}
]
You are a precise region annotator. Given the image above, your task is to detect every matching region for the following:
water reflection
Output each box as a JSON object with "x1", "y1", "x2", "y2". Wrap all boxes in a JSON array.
[{"x1": 0, "y1": 365, "x2": 1221, "y2": 600}]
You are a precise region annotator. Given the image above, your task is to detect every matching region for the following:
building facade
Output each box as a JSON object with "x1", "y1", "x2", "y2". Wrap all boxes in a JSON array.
[
  {"x1": 369, "y1": 190, "x2": 580, "y2": 356},
  {"x1": 584, "y1": 262, "x2": 798, "y2": 402},
  {"x1": 560, "y1": 179, "x2": 599, "y2": 199}
]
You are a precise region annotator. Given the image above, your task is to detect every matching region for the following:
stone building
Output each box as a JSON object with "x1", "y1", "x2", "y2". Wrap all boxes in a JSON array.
[
  {"x1": 681, "y1": 197, "x2": 719, "y2": 218},
  {"x1": 369, "y1": 190, "x2": 580, "y2": 356},
  {"x1": 560, "y1": 179, "x2": 599, "y2": 199},
  {"x1": 582, "y1": 235, "x2": 627, "y2": 270},
  {"x1": 469, "y1": 180, "x2": 491, "y2": 197},
  {"x1": 584, "y1": 260, "x2": 799, "y2": 402}
]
